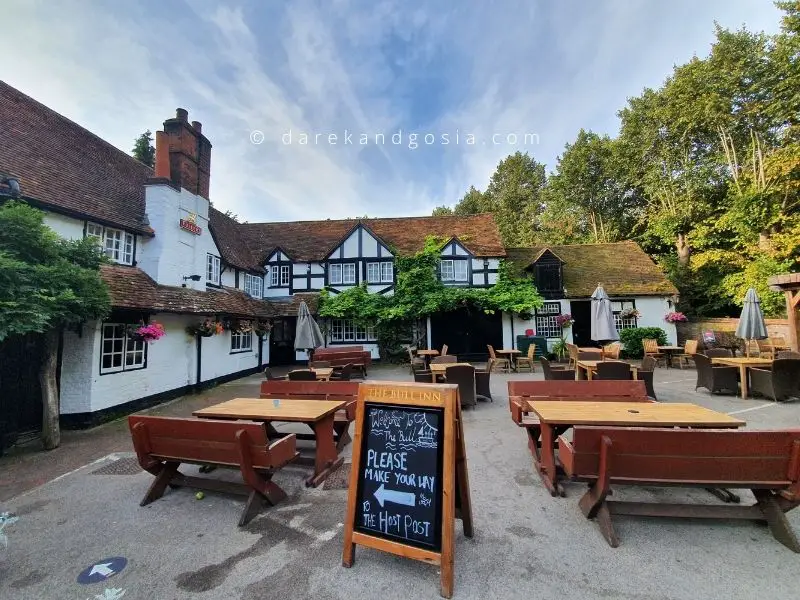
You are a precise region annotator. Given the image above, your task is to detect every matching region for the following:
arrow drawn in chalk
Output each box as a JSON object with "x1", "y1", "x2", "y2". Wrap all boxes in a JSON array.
[
  {"x1": 374, "y1": 484, "x2": 416, "y2": 508},
  {"x1": 89, "y1": 563, "x2": 115, "y2": 577}
]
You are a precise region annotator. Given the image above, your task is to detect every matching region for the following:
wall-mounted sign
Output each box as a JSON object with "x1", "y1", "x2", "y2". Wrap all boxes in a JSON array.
[{"x1": 179, "y1": 212, "x2": 202, "y2": 235}]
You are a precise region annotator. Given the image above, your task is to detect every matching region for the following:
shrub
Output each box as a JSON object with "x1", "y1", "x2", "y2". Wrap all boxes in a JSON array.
[{"x1": 620, "y1": 327, "x2": 667, "y2": 359}]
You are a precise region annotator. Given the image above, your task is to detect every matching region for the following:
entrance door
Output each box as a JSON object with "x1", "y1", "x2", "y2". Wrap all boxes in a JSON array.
[
  {"x1": 0, "y1": 333, "x2": 45, "y2": 450},
  {"x1": 430, "y1": 308, "x2": 503, "y2": 362},
  {"x1": 269, "y1": 317, "x2": 297, "y2": 365},
  {"x1": 570, "y1": 301, "x2": 595, "y2": 347}
]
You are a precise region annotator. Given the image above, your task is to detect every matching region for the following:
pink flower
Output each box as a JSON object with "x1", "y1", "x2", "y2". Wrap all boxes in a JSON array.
[
  {"x1": 664, "y1": 311, "x2": 688, "y2": 323},
  {"x1": 135, "y1": 322, "x2": 166, "y2": 342}
]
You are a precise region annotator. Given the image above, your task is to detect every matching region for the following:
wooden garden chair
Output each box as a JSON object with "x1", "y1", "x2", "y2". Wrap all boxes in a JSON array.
[
  {"x1": 642, "y1": 338, "x2": 665, "y2": 366},
  {"x1": 487, "y1": 345, "x2": 510, "y2": 372},
  {"x1": 672, "y1": 339, "x2": 698, "y2": 369},
  {"x1": 515, "y1": 344, "x2": 536, "y2": 372}
]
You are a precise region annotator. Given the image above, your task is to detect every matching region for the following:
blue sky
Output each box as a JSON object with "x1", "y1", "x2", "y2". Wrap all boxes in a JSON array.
[{"x1": 1, "y1": 0, "x2": 784, "y2": 223}]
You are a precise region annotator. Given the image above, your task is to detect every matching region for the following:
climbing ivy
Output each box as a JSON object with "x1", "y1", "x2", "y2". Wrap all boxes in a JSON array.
[{"x1": 318, "y1": 236, "x2": 543, "y2": 357}]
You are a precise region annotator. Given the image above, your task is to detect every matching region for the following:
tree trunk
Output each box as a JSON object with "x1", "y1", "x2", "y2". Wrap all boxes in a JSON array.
[
  {"x1": 39, "y1": 328, "x2": 60, "y2": 450},
  {"x1": 758, "y1": 230, "x2": 771, "y2": 251},
  {"x1": 676, "y1": 233, "x2": 691, "y2": 268}
]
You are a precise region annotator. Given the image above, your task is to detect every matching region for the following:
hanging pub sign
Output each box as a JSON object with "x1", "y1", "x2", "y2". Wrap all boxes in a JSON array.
[
  {"x1": 179, "y1": 212, "x2": 202, "y2": 235},
  {"x1": 342, "y1": 381, "x2": 473, "y2": 598}
]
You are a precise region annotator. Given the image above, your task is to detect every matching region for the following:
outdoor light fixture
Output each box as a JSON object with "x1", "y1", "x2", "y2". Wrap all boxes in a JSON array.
[{"x1": 182, "y1": 274, "x2": 202, "y2": 287}]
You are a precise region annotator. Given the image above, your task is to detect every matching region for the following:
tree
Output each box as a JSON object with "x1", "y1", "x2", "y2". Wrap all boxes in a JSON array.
[
  {"x1": 132, "y1": 130, "x2": 155, "y2": 167},
  {"x1": 0, "y1": 201, "x2": 110, "y2": 448},
  {"x1": 431, "y1": 206, "x2": 454, "y2": 216}
]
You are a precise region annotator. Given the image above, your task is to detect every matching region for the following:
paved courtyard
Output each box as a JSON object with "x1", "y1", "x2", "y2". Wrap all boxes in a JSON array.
[{"x1": 1, "y1": 364, "x2": 799, "y2": 600}]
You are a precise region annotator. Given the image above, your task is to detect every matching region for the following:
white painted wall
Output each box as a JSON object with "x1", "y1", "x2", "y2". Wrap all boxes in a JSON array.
[
  {"x1": 43, "y1": 212, "x2": 85, "y2": 240},
  {"x1": 220, "y1": 268, "x2": 236, "y2": 287},
  {"x1": 631, "y1": 296, "x2": 678, "y2": 344},
  {"x1": 138, "y1": 183, "x2": 222, "y2": 290},
  {"x1": 59, "y1": 313, "x2": 270, "y2": 415},
  {"x1": 341, "y1": 229, "x2": 359, "y2": 258}
]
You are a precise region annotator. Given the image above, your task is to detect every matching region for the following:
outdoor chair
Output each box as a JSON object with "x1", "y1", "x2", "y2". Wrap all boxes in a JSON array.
[
  {"x1": 749, "y1": 358, "x2": 800, "y2": 402},
  {"x1": 672, "y1": 339, "x2": 699, "y2": 369},
  {"x1": 693, "y1": 354, "x2": 738, "y2": 395},
  {"x1": 602, "y1": 342, "x2": 621, "y2": 360},
  {"x1": 446, "y1": 365, "x2": 477, "y2": 409},
  {"x1": 487, "y1": 345, "x2": 510, "y2": 373},
  {"x1": 566, "y1": 344, "x2": 579, "y2": 369},
  {"x1": 756, "y1": 338, "x2": 775, "y2": 359},
  {"x1": 577, "y1": 351, "x2": 602, "y2": 361},
  {"x1": 407, "y1": 347, "x2": 425, "y2": 374},
  {"x1": 288, "y1": 369, "x2": 317, "y2": 381},
  {"x1": 595, "y1": 361, "x2": 632, "y2": 380},
  {"x1": 771, "y1": 336, "x2": 790, "y2": 351},
  {"x1": 309, "y1": 360, "x2": 331, "y2": 368},
  {"x1": 330, "y1": 363, "x2": 353, "y2": 381},
  {"x1": 637, "y1": 356, "x2": 658, "y2": 400},
  {"x1": 515, "y1": 344, "x2": 536, "y2": 372},
  {"x1": 642, "y1": 338, "x2": 665, "y2": 366},
  {"x1": 475, "y1": 368, "x2": 493, "y2": 402},
  {"x1": 431, "y1": 354, "x2": 457, "y2": 365},
  {"x1": 441, "y1": 344, "x2": 449, "y2": 356},
  {"x1": 413, "y1": 370, "x2": 433, "y2": 383},
  {"x1": 264, "y1": 368, "x2": 287, "y2": 381},
  {"x1": 540, "y1": 356, "x2": 576, "y2": 380},
  {"x1": 776, "y1": 351, "x2": 800, "y2": 360},
  {"x1": 705, "y1": 348, "x2": 733, "y2": 358}
]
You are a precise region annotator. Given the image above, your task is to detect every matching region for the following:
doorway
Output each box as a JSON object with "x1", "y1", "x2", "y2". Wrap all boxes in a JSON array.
[
  {"x1": 430, "y1": 308, "x2": 503, "y2": 362},
  {"x1": 269, "y1": 317, "x2": 297, "y2": 365},
  {"x1": 0, "y1": 333, "x2": 45, "y2": 451},
  {"x1": 569, "y1": 301, "x2": 596, "y2": 348}
]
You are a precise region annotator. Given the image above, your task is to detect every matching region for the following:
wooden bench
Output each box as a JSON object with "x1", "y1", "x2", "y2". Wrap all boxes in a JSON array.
[
  {"x1": 128, "y1": 415, "x2": 298, "y2": 526},
  {"x1": 260, "y1": 380, "x2": 359, "y2": 450},
  {"x1": 559, "y1": 426, "x2": 800, "y2": 551},
  {"x1": 312, "y1": 347, "x2": 372, "y2": 377}
]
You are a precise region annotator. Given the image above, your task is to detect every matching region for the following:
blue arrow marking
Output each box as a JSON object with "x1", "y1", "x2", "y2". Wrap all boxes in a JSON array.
[{"x1": 77, "y1": 557, "x2": 127, "y2": 584}]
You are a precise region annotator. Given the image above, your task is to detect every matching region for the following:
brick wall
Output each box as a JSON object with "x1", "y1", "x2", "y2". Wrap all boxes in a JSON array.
[{"x1": 676, "y1": 318, "x2": 789, "y2": 343}]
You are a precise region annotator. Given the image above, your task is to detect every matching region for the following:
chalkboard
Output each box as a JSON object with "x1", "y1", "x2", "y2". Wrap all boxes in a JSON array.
[{"x1": 354, "y1": 403, "x2": 445, "y2": 551}]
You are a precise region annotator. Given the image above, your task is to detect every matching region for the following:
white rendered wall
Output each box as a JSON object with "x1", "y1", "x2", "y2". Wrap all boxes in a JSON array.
[
  {"x1": 43, "y1": 212, "x2": 85, "y2": 240},
  {"x1": 632, "y1": 297, "x2": 677, "y2": 344}
]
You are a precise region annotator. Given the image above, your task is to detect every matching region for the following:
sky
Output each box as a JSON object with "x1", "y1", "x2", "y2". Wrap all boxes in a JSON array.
[{"x1": 1, "y1": 0, "x2": 785, "y2": 223}]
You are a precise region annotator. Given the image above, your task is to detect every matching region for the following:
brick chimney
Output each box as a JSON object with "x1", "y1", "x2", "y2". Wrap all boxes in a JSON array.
[{"x1": 155, "y1": 108, "x2": 212, "y2": 199}]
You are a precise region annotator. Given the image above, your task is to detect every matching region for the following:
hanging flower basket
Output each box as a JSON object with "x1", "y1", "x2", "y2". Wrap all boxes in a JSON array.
[
  {"x1": 620, "y1": 308, "x2": 640, "y2": 320},
  {"x1": 665, "y1": 311, "x2": 688, "y2": 323},
  {"x1": 555, "y1": 313, "x2": 575, "y2": 329},
  {"x1": 186, "y1": 319, "x2": 223, "y2": 337},
  {"x1": 223, "y1": 318, "x2": 253, "y2": 333},
  {"x1": 253, "y1": 320, "x2": 273, "y2": 337},
  {"x1": 126, "y1": 322, "x2": 166, "y2": 343}
]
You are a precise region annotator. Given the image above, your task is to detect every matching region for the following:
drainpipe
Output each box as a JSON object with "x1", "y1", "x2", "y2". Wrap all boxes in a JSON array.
[
  {"x1": 195, "y1": 334, "x2": 202, "y2": 391},
  {"x1": 510, "y1": 313, "x2": 515, "y2": 349}
]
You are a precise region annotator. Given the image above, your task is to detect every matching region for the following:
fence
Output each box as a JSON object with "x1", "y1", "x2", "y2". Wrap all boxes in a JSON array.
[{"x1": 676, "y1": 318, "x2": 789, "y2": 344}]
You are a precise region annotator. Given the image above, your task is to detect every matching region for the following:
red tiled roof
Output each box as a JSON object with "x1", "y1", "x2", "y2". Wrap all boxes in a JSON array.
[
  {"x1": 267, "y1": 293, "x2": 321, "y2": 317},
  {"x1": 208, "y1": 207, "x2": 263, "y2": 271},
  {"x1": 238, "y1": 213, "x2": 505, "y2": 262},
  {"x1": 505, "y1": 241, "x2": 678, "y2": 297},
  {"x1": 0, "y1": 81, "x2": 154, "y2": 235},
  {"x1": 100, "y1": 264, "x2": 273, "y2": 317}
]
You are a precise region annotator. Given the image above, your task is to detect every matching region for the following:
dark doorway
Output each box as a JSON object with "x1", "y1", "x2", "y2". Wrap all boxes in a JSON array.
[
  {"x1": 269, "y1": 317, "x2": 297, "y2": 365},
  {"x1": 430, "y1": 308, "x2": 503, "y2": 362},
  {"x1": 0, "y1": 333, "x2": 45, "y2": 451},
  {"x1": 570, "y1": 300, "x2": 596, "y2": 347}
]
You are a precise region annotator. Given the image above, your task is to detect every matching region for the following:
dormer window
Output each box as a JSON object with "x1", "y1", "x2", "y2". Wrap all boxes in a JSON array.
[
  {"x1": 86, "y1": 222, "x2": 134, "y2": 265},
  {"x1": 533, "y1": 262, "x2": 562, "y2": 294},
  {"x1": 441, "y1": 259, "x2": 468, "y2": 282}
]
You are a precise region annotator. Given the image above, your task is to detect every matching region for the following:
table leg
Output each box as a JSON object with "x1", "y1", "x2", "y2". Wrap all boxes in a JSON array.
[
  {"x1": 740, "y1": 365, "x2": 748, "y2": 399},
  {"x1": 307, "y1": 414, "x2": 343, "y2": 488},
  {"x1": 576, "y1": 365, "x2": 586, "y2": 380},
  {"x1": 537, "y1": 424, "x2": 565, "y2": 497},
  {"x1": 431, "y1": 371, "x2": 436, "y2": 383}
]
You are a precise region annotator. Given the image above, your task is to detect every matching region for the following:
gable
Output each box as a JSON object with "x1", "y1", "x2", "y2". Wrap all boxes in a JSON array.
[
  {"x1": 440, "y1": 238, "x2": 472, "y2": 257},
  {"x1": 325, "y1": 223, "x2": 392, "y2": 259}
]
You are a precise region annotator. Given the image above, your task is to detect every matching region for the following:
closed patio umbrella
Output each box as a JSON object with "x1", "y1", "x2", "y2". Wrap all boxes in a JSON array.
[
  {"x1": 591, "y1": 284, "x2": 620, "y2": 343},
  {"x1": 735, "y1": 287, "x2": 768, "y2": 357},
  {"x1": 295, "y1": 301, "x2": 324, "y2": 356}
]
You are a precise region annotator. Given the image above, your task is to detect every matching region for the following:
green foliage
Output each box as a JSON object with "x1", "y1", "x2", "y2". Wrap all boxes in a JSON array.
[
  {"x1": 318, "y1": 236, "x2": 544, "y2": 356},
  {"x1": 132, "y1": 130, "x2": 155, "y2": 167},
  {"x1": 0, "y1": 201, "x2": 111, "y2": 341},
  {"x1": 619, "y1": 327, "x2": 667, "y2": 359}
]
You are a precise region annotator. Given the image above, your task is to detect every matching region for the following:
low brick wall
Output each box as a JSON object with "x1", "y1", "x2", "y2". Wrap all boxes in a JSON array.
[{"x1": 676, "y1": 318, "x2": 789, "y2": 343}]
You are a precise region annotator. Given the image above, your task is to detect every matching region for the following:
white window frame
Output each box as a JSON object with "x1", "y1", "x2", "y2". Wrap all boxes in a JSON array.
[
  {"x1": 441, "y1": 259, "x2": 468, "y2": 282},
  {"x1": 535, "y1": 302, "x2": 563, "y2": 339},
  {"x1": 230, "y1": 330, "x2": 253, "y2": 353},
  {"x1": 206, "y1": 254, "x2": 221, "y2": 285},
  {"x1": 330, "y1": 264, "x2": 343, "y2": 285},
  {"x1": 453, "y1": 260, "x2": 468, "y2": 282},
  {"x1": 280, "y1": 265, "x2": 290, "y2": 287},
  {"x1": 100, "y1": 323, "x2": 146, "y2": 374},
  {"x1": 330, "y1": 263, "x2": 356, "y2": 285},
  {"x1": 366, "y1": 262, "x2": 381, "y2": 283},
  {"x1": 87, "y1": 223, "x2": 134, "y2": 265},
  {"x1": 329, "y1": 319, "x2": 376, "y2": 342},
  {"x1": 270, "y1": 266, "x2": 279, "y2": 287},
  {"x1": 380, "y1": 262, "x2": 393, "y2": 283},
  {"x1": 244, "y1": 273, "x2": 263, "y2": 298}
]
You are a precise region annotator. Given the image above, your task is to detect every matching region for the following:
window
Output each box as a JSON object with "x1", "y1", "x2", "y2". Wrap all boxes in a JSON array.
[
  {"x1": 535, "y1": 302, "x2": 562, "y2": 338},
  {"x1": 206, "y1": 254, "x2": 221, "y2": 285},
  {"x1": 86, "y1": 223, "x2": 134, "y2": 265},
  {"x1": 612, "y1": 300, "x2": 638, "y2": 332},
  {"x1": 330, "y1": 319, "x2": 376, "y2": 342},
  {"x1": 330, "y1": 263, "x2": 356, "y2": 285},
  {"x1": 100, "y1": 323, "x2": 146, "y2": 374},
  {"x1": 441, "y1": 259, "x2": 468, "y2": 282},
  {"x1": 367, "y1": 262, "x2": 393, "y2": 283},
  {"x1": 534, "y1": 263, "x2": 562, "y2": 293},
  {"x1": 269, "y1": 265, "x2": 290, "y2": 287},
  {"x1": 244, "y1": 273, "x2": 263, "y2": 298},
  {"x1": 231, "y1": 330, "x2": 253, "y2": 353}
]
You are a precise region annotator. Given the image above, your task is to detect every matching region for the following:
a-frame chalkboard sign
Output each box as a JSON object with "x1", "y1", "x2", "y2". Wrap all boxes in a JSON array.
[{"x1": 342, "y1": 381, "x2": 473, "y2": 598}]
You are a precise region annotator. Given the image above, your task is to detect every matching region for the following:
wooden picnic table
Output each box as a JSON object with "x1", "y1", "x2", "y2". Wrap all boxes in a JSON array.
[
  {"x1": 288, "y1": 367, "x2": 334, "y2": 381},
  {"x1": 429, "y1": 362, "x2": 474, "y2": 382},
  {"x1": 194, "y1": 398, "x2": 345, "y2": 487},
  {"x1": 575, "y1": 360, "x2": 638, "y2": 380},
  {"x1": 496, "y1": 349, "x2": 522, "y2": 370},
  {"x1": 526, "y1": 400, "x2": 745, "y2": 496},
  {"x1": 711, "y1": 357, "x2": 774, "y2": 399},
  {"x1": 657, "y1": 345, "x2": 684, "y2": 368}
]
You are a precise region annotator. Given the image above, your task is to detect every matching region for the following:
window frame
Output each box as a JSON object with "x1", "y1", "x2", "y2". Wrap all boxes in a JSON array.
[
  {"x1": 99, "y1": 323, "x2": 147, "y2": 375},
  {"x1": 86, "y1": 223, "x2": 135, "y2": 265},
  {"x1": 244, "y1": 273, "x2": 263, "y2": 298},
  {"x1": 534, "y1": 302, "x2": 563, "y2": 339},
  {"x1": 206, "y1": 253, "x2": 221, "y2": 285},
  {"x1": 366, "y1": 262, "x2": 381, "y2": 283},
  {"x1": 230, "y1": 330, "x2": 253, "y2": 353},
  {"x1": 329, "y1": 318, "x2": 377, "y2": 342},
  {"x1": 380, "y1": 261, "x2": 393, "y2": 283},
  {"x1": 441, "y1": 259, "x2": 468, "y2": 282}
]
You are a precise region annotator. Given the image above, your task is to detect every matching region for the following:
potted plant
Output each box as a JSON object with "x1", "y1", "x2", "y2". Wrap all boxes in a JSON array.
[
  {"x1": 186, "y1": 319, "x2": 223, "y2": 337},
  {"x1": 620, "y1": 308, "x2": 640, "y2": 320},
  {"x1": 552, "y1": 337, "x2": 569, "y2": 362},
  {"x1": 554, "y1": 313, "x2": 575, "y2": 329},
  {"x1": 665, "y1": 311, "x2": 688, "y2": 323},
  {"x1": 127, "y1": 321, "x2": 166, "y2": 343},
  {"x1": 253, "y1": 320, "x2": 273, "y2": 337}
]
